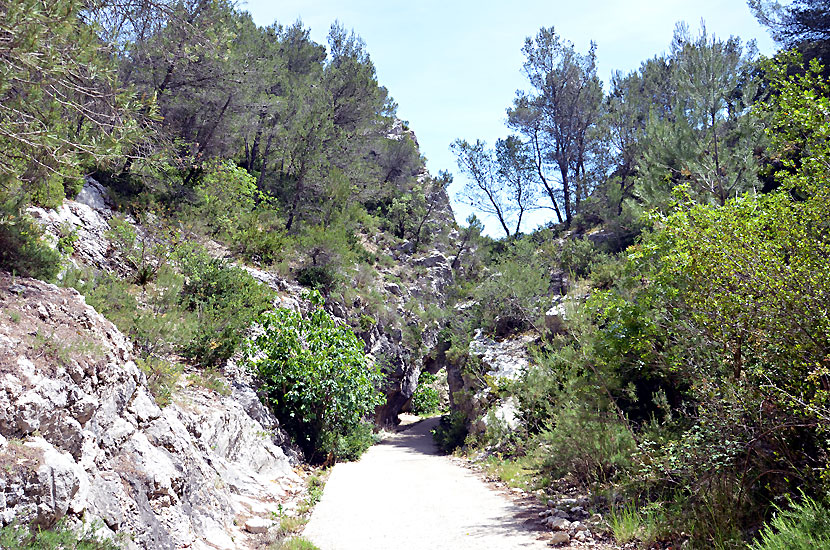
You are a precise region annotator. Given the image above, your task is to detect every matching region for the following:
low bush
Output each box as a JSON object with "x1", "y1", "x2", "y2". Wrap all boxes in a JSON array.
[
  {"x1": 474, "y1": 239, "x2": 548, "y2": 335},
  {"x1": 331, "y1": 421, "x2": 379, "y2": 462},
  {"x1": 559, "y1": 238, "x2": 599, "y2": 278},
  {"x1": 432, "y1": 411, "x2": 468, "y2": 454},
  {"x1": 137, "y1": 356, "x2": 181, "y2": 407},
  {"x1": 176, "y1": 245, "x2": 273, "y2": 366},
  {"x1": 411, "y1": 371, "x2": 441, "y2": 415},
  {"x1": 749, "y1": 494, "x2": 830, "y2": 550},
  {"x1": 296, "y1": 265, "x2": 337, "y2": 293},
  {"x1": 536, "y1": 404, "x2": 637, "y2": 486},
  {"x1": 0, "y1": 520, "x2": 120, "y2": 550},
  {"x1": 245, "y1": 291, "x2": 383, "y2": 462},
  {"x1": 67, "y1": 240, "x2": 273, "y2": 371},
  {"x1": 0, "y1": 201, "x2": 61, "y2": 280}
]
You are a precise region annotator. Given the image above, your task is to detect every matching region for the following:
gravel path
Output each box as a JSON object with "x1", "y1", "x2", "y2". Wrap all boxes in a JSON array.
[{"x1": 303, "y1": 416, "x2": 551, "y2": 550}]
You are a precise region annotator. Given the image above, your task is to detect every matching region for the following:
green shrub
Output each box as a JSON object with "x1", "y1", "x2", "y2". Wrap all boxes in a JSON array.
[
  {"x1": 105, "y1": 216, "x2": 180, "y2": 286},
  {"x1": 68, "y1": 243, "x2": 272, "y2": 370},
  {"x1": 331, "y1": 421, "x2": 379, "y2": 461},
  {"x1": 607, "y1": 504, "x2": 667, "y2": 545},
  {"x1": 194, "y1": 160, "x2": 258, "y2": 237},
  {"x1": 560, "y1": 238, "x2": 599, "y2": 278},
  {"x1": 749, "y1": 494, "x2": 830, "y2": 550},
  {"x1": 232, "y1": 210, "x2": 286, "y2": 266},
  {"x1": 536, "y1": 404, "x2": 636, "y2": 485},
  {"x1": 0, "y1": 520, "x2": 120, "y2": 550},
  {"x1": 475, "y1": 239, "x2": 548, "y2": 335},
  {"x1": 432, "y1": 411, "x2": 468, "y2": 454},
  {"x1": 66, "y1": 266, "x2": 191, "y2": 360},
  {"x1": 245, "y1": 291, "x2": 383, "y2": 461},
  {"x1": 0, "y1": 201, "x2": 61, "y2": 280},
  {"x1": 411, "y1": 371, "x2": 441, "y2": 415},
  {"x1": 137, "y1": 356, "x2": 182, "y2": 407},
  {"x1": 296, "y1": 265, "x2": 337, "y2": 293},
  {"x1": 177, "y1": 246, "x2": 273, "y2": 366}
]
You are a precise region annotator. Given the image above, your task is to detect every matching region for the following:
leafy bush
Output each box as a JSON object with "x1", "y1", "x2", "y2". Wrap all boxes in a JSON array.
[
  {"x1": 411, "y1": 371, "x2": 441, "y2": 415},
  {"x1": 537, "y1": 404, "x2": 636, "y2": 485},
  {"x1": 232, "y1": 209, "x2": 286, "y2": 266},
  {"x1": 559, "y1": 238, "x2": 599, "y2": 278},
  {"x1": 0, "y1": 201, "x2": 61, "y2": 280},
  {"x1": 331, "y1": 421, "x2": 379, "y2": 462},
  {"x1": 432, "y1": 411, "x2": 468, "y2": 454},
  {"x1": 475, "y1": 238, "x2": 548, "y2": 335},
  {"x1": 296, "y1": 265, "x2": 337, "y2": 293},
  {"x1": 749, "y1": 494, "x2": 830, "y2": 550},
  {"x1": 106, "y1": 216, "x2": 174, "y2": 286},
  {"x1": 245, "y1": 291, "x2": 383, "y2": 461},
  {"x1": 177, "y1": 246, "x2": 273, "y2": 366},
  {"x1": 194, "y1": 161, "x2": 258, "y2": 236},
  {"x1": 65, "y1": 267, "x2": 191, "y2": 360},
  {"x1": 68, "y1": 242, "x2": 272, "y2": 370}
]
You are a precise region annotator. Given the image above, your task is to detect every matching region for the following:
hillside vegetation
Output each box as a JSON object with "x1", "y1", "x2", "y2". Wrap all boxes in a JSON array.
[
  {"x1": 437, "y1": 7, "x2": 830, "y2": 550},
  {"x1": 1, "y1": 0, "x2": 829, "y2": 549}
]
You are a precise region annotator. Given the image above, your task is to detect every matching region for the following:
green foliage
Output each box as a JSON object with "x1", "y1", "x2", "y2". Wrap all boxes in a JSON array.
[
  {"x1": 106, "y1": 216, "x2": 173, "y2": 286},
  {"x1": 177, "y1": 246, "x2": 274, "y2": 366},
  {"x1": 56, "y1": 223, "x2": 79, "y2": 255},
  {"x1": 608, "y1": 504, "x2": 648, "y2": 544},
  {"x1": 537, "y1": 404, "x2": 636, "y2": 486},
  {"x1": 0, "y1": 520, "x2": 120, "y2": 550},
  {"x1": 475, "y1": 238, "x2": 549, "y2": 335},
  {"x1": 749, "y1": 494, "x2": 830, "y2": 550},
  {"x1": 195, "y1": 161, "x2": 259, "y2": 230},
  {"x1": 559, "y1": 238, "x2": 600, "y2": 278},
  {"x1": 245, "y1": 291, "x2": 383, "y2": 461},
  {"x1": 231, "y1": 210, "x2": 287, "y2": 266},
  {"x1": 296, "y1": 265, "x2": 338, "y2": 293},
  {"x1": 634, "y1": 25, "x2": 763, "y2": 211},
  {"x1": 137, "y1": 357, "x2": 181, "y2": 407},
  {"x1": 331, "y1": 421, "x2": 379, "y2": 462},
  {"x1": 410, "y1": 371, "x2": 441, "y2": 416},
  {"x1": 432, "y1": 411, "x2": 469, "y2": 454},
  {"x1": 0, "y1": 200, "x2": 61, "y2": 280},
  {"x1": 66, "y1": 238, "x2": 272, "y2": 370},
  {"x1": 0, "y1": 0, "x2": 141, "y2": 204}
]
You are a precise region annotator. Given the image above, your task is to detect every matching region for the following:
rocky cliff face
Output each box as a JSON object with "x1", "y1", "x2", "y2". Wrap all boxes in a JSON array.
[
  {"x1": 0, "y1": 274, "x2": 302, "y2": 549},
  {"x1": 447, "y1": 331, "x2": 537, "y2": 435},
  {"x1": 2, "y1": 144, "x2": 460, "y2": 542}
]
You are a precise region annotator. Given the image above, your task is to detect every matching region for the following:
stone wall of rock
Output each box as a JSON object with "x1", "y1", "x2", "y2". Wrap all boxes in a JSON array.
[
  {"x1": 0, "y1": 274, "x2": 301, "y2": 549},
  {"x1": 446, "y1": 331, "x2": 537, "y2": 435}
]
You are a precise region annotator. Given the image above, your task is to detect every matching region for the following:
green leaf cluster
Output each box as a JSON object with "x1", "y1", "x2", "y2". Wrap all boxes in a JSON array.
[{"x1": 245, "y1": 292, "x2": 383, "y2": 461}]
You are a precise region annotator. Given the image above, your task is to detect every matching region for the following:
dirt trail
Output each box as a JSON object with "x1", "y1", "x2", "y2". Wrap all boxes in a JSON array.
[{"x1": 303, "y1": 417, "x2": 550, "y2": 550}]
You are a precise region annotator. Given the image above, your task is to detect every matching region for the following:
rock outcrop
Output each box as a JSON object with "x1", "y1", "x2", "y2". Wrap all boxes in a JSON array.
[
  {"x1": 447, "y1": 330, "x2": 537, "y2": 435},
  {"x1": 0, "y1": 274, "x2": 301, "y2": 548}
]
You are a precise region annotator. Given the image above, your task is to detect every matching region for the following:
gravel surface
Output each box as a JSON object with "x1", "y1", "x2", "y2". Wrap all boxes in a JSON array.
[{"x1": 303, "y1": 416, "x2": 551, "y2": 550}]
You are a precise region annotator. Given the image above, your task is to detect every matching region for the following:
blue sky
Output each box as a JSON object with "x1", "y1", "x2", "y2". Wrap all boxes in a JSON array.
[{"x1": 242, "y1": 0, "x2": 778, "y2": 235}]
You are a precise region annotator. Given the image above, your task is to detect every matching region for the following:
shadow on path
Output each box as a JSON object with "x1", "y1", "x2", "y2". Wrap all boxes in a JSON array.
[{"x1": 377, "y1": 415, "x2": 441, "y2": 455}]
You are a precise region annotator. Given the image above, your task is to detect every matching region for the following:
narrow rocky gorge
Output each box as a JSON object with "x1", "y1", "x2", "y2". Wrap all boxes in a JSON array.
[{"x1": 1, "y1": 172, "x2": 461, "y2": 547}]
